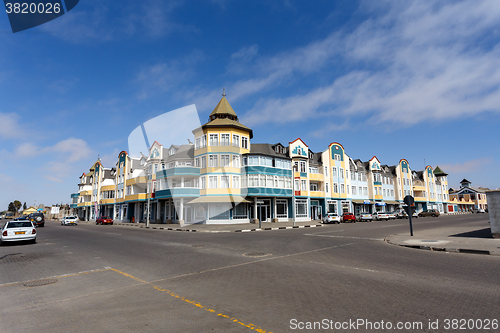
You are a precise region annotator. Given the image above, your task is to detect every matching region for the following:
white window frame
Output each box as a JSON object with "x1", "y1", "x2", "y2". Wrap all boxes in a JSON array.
[
  {"x1": 208, "y1": 176, "x2": 218, "y2": 188},
  {"x1": 220, "y1": 133, "x2": 230, "y2": 146},
  {"x1": 209, "y1": 134, "x2": 219, "y2": 146},
  {"x1": 209, "y1": 155, "x2": 218, "y2": 168},
  {"x1": 220, "y1": 154, "x2": 230, "y2": 167},
  {"x1": 232, "y1": 155, "x2": 240, "y2": 168},
  {"x1": 220, "y1": 175, "x2": 230, "y2": 188},
  {"x1": 232, "y1": 134, "x2": 240, "y2": 147},
  {"x1": 242, "y1": 136, "x2": 249, "y2": 149},
  {"x1": 232, "y1": 175, "x2": 240, "y2": 188}
]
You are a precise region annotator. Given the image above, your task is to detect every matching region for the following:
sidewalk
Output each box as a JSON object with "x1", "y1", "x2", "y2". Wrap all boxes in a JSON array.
[
  {"x1": 78, "y1": 220, "x2": 324, "y2": 233},
  {"x1": 385, "y1": 226, "x2": 500, "y2": 256}
]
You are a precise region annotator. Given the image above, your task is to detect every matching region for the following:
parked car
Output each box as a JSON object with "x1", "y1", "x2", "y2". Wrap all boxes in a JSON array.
[
  {"x1": 418, "y1": 209, "x2": 440, "y2": 217},
  {"x1": 475, "y1": 209, "x2": 485, "y2": 213},
  {"x1": 341, "y1": 212, "x2": 356, "y2": 223},
  {"x1": 96, "y1": 216, "x2": 113, "y2": 225},
  {"x1": 373, "y1": 212, "x2": 389, "y2": 221},
  {"x1": 1, "y1": 221, "x2": 37, "y2": 245},
  {"x1": 386, "y1": 211, "x2": 396, "y2": 220},
  {"x1": 322, "y1": 212, "x2": 341, "y2": 224},
  {"x1": 61, "y1": 216, "x2": 79, "y2": 226},
  {"x1": 14, "y1": 215, "x2": 29, "y2": 220},
  {"x1": 356, "y1": 213, "x2": 373, "y2": 222},
  {"x1": 28, "y1": 212, "x2": 45, "y2": 227}
]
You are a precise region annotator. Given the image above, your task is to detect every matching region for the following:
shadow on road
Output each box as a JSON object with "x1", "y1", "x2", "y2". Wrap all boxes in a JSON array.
[{"x1": 451, "y1": 228, "x2": 493, "y2": 239}]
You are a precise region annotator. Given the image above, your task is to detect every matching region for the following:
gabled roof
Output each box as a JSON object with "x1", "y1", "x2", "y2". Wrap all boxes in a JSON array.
[
  {"x1": 289, "y1": 138, "x2": 309, "y2": 147},
  {"x1": 248, "y1": 143, "x2": 290, "y2": 159},
  {"x1": 165, "y1": 144, "x2": 194, "y2": 161}
]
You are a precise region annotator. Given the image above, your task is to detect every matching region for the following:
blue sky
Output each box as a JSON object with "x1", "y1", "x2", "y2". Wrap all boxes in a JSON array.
[{"x1": 1, "y1": 0, "x2": 500, "y2": 209}]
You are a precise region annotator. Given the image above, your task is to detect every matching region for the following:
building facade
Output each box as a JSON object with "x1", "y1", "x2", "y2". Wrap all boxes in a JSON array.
[{"x1": 75, "y1": 94, "x2": 457, "y2": 224}]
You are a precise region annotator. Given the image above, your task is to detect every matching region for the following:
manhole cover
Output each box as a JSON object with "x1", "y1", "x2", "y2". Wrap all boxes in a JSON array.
[
  {"x1": 23, "y1": 279, "x2": 58, "y2": 287},
  {"x1": 0, "y1": 253, "x2": 47, "y2": 264},
  {"x1": 244, "y1": 252, "x2": 269, "y2": 257},
  {"x1": 192, "y1": 245, "x2": 205, "y2": 248},
  {"x1": 421, "y1": 240, "x2": 438, "y2": 243}
]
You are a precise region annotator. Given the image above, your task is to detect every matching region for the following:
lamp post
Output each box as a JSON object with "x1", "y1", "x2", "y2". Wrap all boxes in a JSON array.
[{"x1": 146, "y1": 166, "x2": 150, "y2": 228}]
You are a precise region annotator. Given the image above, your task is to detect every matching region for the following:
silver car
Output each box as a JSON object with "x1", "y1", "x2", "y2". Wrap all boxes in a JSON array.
[
  {"x1": 1, "y1": 221, "x2": 37, "y2": 244},
  {"x1": 356, "y1": 213, "x2": 373, "y2": 222}
]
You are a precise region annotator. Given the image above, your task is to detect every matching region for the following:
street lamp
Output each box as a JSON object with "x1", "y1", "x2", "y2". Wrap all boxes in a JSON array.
[{"x1": 146, "y1": 165, "x2": 150, "y2": 228}]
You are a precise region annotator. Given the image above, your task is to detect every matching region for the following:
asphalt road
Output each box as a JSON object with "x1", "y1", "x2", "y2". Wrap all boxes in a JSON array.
[{"x1": 1, "y1": 214, "x2": 498, "y2": 333}]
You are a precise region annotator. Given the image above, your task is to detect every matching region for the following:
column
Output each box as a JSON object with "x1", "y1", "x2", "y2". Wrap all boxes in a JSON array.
[
  {"x1": 178, "y1": 198, "x2": 185, "y2": 227},
  {"x1": 252, "y1": 197, "x2": 258, "y2": 224},
  {"x1": 156, "y1": 200, "x2": 161, "y2": 224}
]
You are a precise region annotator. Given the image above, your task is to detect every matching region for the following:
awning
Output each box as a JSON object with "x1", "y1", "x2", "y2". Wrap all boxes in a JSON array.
[
  {"x1": 187, "y1": 196, "x2": 253, "y2": 204},
  {"x1": 384, "y1": 200, "x2": 400, "y2": 205},
  {"x1": 352, "y1": 199, "x2": 372, "y2": 204}
]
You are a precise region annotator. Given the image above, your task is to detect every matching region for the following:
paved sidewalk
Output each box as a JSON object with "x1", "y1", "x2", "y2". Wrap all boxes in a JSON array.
[
  {"x1": 385, "y1": 226, "x2": 500, "y2": 256},
  {"x1": 76, "y1": 219, "x2": 324, "y2": 233}
]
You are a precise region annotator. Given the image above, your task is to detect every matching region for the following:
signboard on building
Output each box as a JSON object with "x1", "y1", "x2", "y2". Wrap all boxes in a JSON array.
[{"x1": 50, "y1": 206, "x2": 60, "y2": 214}]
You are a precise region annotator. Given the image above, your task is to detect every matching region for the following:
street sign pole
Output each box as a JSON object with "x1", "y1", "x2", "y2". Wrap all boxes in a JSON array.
[
  {"x1": 403, "y1": 195, "x2": 414, "y2": 236},
  {"x1": 408, "y1": 209, "x2": 413, "y2": 237}
]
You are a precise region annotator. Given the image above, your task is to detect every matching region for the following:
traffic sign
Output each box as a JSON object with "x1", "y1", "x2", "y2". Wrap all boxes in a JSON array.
[{"x1": 403, "y1": 195, "x2": 414, "y2": 206}]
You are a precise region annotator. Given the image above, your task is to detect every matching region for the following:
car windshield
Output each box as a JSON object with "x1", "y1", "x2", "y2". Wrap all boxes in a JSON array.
[
  {"x1": 101, "y1": 217, "x2": 111, "y2": 219},
  {"x1": 7, "y1": 222, "x2": 32, "y2": 228}
]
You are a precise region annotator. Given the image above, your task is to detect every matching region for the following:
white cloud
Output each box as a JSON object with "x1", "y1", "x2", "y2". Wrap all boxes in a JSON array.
[
  {"x1": 440, "y1": 157, "x2": 493, "y2": 174},
  {"x1": 226, "y1": 0, "x2": 500, "y2": 127},
  {"x1": 0, "y1": 112, "x2": 26, "y2": 139}
]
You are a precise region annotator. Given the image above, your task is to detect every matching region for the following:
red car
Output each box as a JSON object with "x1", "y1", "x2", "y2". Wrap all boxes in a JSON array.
[
  {"x1": 96, "y1": 216, "x2": 113, "y2": 225},
  {"x1": 341, "y1": 212, "x2": 356, "y2": 223}
]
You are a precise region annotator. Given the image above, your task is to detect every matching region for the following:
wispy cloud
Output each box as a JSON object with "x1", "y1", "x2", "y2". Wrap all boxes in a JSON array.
[
  {"x1": 135, "y1": 50, "x2": 205, "y2": 99},
  {"x1": 224, "y1": 0, "x2": 500, "y2": 127},
  {"x1": 40, "y1": 0, "x2": 187, "y2": 43},
  {"x1": 0, "y1": 112, "x2": 26, "y2": 139},
  {"x1": 440, "y1": 157, "x2": 493, "y2": 174}
]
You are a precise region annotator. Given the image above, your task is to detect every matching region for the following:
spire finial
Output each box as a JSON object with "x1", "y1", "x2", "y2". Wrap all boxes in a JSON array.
[{"x1": 222, "y1": 88, "x2": 226, "y2": 97}]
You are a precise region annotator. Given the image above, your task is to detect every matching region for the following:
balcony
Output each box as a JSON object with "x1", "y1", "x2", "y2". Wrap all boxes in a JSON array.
[
  {"x1": 126, "y1": 176, "x2": 147, "y2": 186},
  {"x1": 157, "y1": 167, "x2": 201, "y2": 178}
]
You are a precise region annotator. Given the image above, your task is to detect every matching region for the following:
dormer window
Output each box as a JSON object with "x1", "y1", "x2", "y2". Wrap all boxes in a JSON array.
[{"x1": 169, "y1": 148, "x2": 176, "y2": 156}]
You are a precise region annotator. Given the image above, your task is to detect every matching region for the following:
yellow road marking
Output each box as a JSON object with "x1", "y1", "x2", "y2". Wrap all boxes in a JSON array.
[{"x1": 109, "y1": 268, "x2": 273, "y2": 333}]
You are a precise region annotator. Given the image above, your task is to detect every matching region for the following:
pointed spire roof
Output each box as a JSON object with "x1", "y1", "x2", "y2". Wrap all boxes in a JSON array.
[
  {"x1": 195, "y1": 89, "x2": 253, "y2": 138},
  {"x1": 433, "y1": 166, "x2": 448, "y2": 176},
  {"x1": 209, "y1": 95, "x2": 238, "y2": 120}
]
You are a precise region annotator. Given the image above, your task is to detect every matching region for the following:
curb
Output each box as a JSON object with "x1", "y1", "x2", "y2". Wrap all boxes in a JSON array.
[
  {"x1": 110, "y1": 222, "x2": 324, "y2": 233},
  {"x1": 384, "y1": 238, "x2": 500, "y2": 256}
]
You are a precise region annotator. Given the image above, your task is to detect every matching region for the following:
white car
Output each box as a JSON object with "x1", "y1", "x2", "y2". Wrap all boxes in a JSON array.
[
  {"x1": 356, "y1": 213, "x2": 373, "y2": 222},
  {"x1": 373, "y1": 212, "x2": 389, "y2": 221},
  {"x1": 1, "y1": 221, "x2": 37, "y2": 244},
  {"x1": 322, "y1": 213, "x2": 341, "y2": 224},
  {"x1": 61, "y1": 216, "x2": 79, "y2": 225},
  {"x1": 386, "y1": 212, "x2": 396, "y2": 220}
]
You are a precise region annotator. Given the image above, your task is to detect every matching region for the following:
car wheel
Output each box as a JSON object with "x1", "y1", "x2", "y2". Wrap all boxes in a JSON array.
[
  {"x1": 96, "y1": 222, "x2": 99, "y2": 225},
  {"x1": 31, "y1": 238, "x2": 37, "y2": 244},
  {"x1": 432, "y1": 214, "x2": 436, "y2": 217}
]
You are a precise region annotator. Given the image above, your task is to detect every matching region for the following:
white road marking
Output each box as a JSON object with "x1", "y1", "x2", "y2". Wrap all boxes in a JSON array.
[{"x1": 304, "y1": 234, "x2": 383, "y2": 241}]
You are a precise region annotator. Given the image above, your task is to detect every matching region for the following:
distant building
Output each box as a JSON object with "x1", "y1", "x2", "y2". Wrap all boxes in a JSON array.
[{"x1": 448, "y1": 179, "x2": 489, "y2": 212}]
